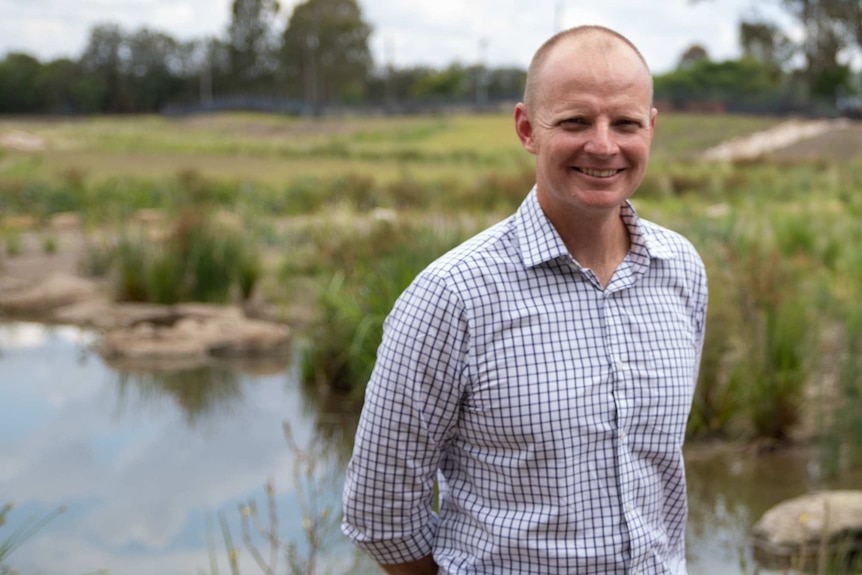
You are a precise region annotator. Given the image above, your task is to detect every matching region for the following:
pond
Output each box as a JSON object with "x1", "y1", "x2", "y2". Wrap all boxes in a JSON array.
[{"x1": 1, "y1": 321, "x2": 860, "y2": 575}]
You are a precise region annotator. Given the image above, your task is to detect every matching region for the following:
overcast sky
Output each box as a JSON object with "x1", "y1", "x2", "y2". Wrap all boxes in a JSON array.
[{"x1": 0, "y1": 0, "x2": 792, "y2": 74}]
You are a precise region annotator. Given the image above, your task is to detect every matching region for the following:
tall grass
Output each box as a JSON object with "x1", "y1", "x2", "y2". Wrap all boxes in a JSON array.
[
  {"x1": 111, "y1": 209, "x2": 261, "y2": 305},
  {"x1": 298, "y1": 218, "x2": 475, "y2": 396}
]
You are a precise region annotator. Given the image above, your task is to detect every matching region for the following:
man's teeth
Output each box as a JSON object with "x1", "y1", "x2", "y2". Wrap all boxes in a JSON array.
[{"x1": 580, "y1": 168, "x2": 618, "y2": 178}]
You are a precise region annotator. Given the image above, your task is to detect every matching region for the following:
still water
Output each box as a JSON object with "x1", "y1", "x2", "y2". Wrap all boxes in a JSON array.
[{"x1": 1, "y1": 321, "x2": 860, "y2": 575}]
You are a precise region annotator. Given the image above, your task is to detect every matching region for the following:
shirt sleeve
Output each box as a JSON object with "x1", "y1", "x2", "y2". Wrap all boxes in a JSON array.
[{"x1": 341, "y1": 270, "x2": 469, "y2": 564}]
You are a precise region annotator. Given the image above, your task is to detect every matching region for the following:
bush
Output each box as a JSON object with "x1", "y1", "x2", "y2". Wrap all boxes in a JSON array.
[
  {"x1": 299, "y1": 220, "x2": 474, "y2": 396},
  {"x1": 112, "y1": 210, "x2": 261, "y2": 305}
]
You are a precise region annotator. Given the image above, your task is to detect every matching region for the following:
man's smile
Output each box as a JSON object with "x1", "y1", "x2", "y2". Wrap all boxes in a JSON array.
[{"x1": 574, "y1": 167, "x2": 623, "y2": 178}]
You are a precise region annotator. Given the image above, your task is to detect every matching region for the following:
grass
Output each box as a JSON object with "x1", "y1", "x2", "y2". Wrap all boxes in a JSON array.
[
  {"x1": 3, "y1": 111, "x2": 862, "y2": 446},
  {"x1": 297, "y1": 217, "x2": 476, "y2": 397},
  {"x1": 4, "y1": 111, "x2": 862, "y2": 575},
  {"x1": 109, "y1": 209, "x2": 261, "y2": 305}
]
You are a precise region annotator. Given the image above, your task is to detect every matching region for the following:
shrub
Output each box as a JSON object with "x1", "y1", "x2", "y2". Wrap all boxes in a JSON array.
[
  {"x1": 112, "y1": 210, "x2": 261, "y2": 305},
  {"x1": 299, "y1": 220, "x2": 474, "y2": 396}
]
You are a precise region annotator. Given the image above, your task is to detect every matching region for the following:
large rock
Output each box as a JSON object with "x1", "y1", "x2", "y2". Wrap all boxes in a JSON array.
[
  {"x1": 0, "y1": 273, "x2": 100, "y2": 316},
  {"x1": 751, "y1": 490, "x2": 862, "y2": 571},
  {"x1": 98, "y1": 305, "x2": 291, "y2": 369}
]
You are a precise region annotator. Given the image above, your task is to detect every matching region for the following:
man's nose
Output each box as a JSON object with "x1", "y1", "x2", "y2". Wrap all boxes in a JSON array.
[{"x1": 584, "y1": 124, "x2": 618, "y2": 156}]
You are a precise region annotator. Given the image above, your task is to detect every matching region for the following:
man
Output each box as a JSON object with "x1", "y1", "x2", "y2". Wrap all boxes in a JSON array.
[{"x1": 342, "y1": 25, "x2": 707, "y2": 575}]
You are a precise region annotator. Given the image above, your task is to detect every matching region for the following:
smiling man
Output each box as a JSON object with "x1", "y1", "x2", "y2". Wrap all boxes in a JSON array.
[{"x1": 342, "y1": 25, "x2": 708, "y2": 575}]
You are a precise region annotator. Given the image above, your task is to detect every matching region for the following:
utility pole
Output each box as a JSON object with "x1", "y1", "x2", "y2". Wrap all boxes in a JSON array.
[
  {"x1": 554, "y1": 2, "x2": 564, "y2": 33},
  {"x1": 476, "y1": 37, "x2": 488, "y2": 107},
  {"x1": 384, "y1": 35, "x2": 395, "y2": 111},
  {"x1": 304, "y1": 31, "x2": 318, "y2": 115}
]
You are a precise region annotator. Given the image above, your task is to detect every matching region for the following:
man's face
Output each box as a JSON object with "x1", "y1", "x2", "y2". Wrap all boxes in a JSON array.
[{"x1": 515, "y1": 40, "x2": 656, "y2": 220}]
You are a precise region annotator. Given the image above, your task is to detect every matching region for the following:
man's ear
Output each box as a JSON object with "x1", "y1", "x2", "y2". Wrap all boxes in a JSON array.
[{"x1": 514, "y1": 103, "x2": 537, "y2": 154}]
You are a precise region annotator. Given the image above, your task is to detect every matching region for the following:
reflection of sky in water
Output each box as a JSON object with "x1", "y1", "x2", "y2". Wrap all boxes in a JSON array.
[
  {"x1": 3, "y1": 321, "x2": 861, "y2": 575},
  {"x1": 0, "y1": 321, "x2": 374, "y2": 575}
]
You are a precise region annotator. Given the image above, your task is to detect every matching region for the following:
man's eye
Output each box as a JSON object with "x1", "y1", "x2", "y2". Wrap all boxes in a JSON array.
[
  {"x1": 561, "y1": 118, "x2": 588, "y2": 127},
  {"x1": 616, "y1": 120, "x2": 642, "y2": 130}
]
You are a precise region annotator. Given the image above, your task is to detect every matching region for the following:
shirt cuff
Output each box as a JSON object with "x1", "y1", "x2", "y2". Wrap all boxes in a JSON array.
[{"x1": 342, "y1": 513, "x2": 439, "y2": 565}]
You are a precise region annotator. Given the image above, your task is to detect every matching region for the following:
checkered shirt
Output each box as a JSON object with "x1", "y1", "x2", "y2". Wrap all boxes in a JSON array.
[{"x1": 342, "y1": 187, "x2": 708, "y2": 574}]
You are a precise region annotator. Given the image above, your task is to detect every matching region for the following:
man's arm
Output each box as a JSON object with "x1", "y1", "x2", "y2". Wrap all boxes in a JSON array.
[{"x1": 379, "y1": 554, "x2": 438, "y2": 575}]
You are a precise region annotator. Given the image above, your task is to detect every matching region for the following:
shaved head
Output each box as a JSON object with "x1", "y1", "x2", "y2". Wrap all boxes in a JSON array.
[{"x1": 523, "y1": 26, "x2": 653, "y2": 116}]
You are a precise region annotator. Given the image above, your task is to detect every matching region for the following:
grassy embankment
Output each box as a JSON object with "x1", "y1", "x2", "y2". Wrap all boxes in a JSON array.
[{"x1": 1, "y1": 112, "x2": 861, "y2": 458}]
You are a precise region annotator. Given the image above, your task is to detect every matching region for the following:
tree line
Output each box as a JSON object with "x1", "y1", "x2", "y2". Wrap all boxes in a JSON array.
[{"x1": 1, "y1": 0, "x2": 861, "y2": 116}]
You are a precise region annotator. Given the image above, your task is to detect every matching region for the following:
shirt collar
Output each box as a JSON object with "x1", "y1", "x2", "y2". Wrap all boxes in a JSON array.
[{"x1": 515, "y1": 186, "x2": 676, "y2": 269}]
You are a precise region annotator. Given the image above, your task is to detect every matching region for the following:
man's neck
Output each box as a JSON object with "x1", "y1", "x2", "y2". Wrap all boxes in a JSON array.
[{"x1": 551, "y1": 205, "x2": 631, "y2": 288}]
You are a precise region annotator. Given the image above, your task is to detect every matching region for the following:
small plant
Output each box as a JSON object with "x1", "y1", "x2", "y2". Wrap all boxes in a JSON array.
[
  {"x1": 1, "y1": 502, "x2": 66, "y2": 573},
  {"x1": 41, "y1": 234, "x2": 57, "y2": 254},
  {"x1": 205, "y1": 424, "x2": 342, "y2": 575},
  {"x1": 3, "y1": 232, "x2": 21, "y2": 257}
]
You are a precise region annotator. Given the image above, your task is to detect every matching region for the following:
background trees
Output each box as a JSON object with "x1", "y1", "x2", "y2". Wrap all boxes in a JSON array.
[
  {"x1": 280, "y1": 0, "x2": 372, "y2": 109},
  {"x1": 3, "y1": 0, "x2": 862, "y2": 114},
  {"x1": 227, "y1": 0, "x2": 282, "y2": 91}
]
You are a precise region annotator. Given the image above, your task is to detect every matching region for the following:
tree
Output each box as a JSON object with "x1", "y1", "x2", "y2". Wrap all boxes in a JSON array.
[
  {"x1": 692, "y1": 0, "x2": 858, "y2": 101},
  {"x1": 0, "y1": 53, "x2": 42, "y2": 113},
  {"x1": 677, "y1": 44, "x2": 710, "y2": 70},
  {"x1": 79, "y1": 23, "x2": 127, "y2": 111},
  {"x1": 227, "y1": 0, "x2": 282, "y2": 89},
  {"x1": 780, "y1": 0, "x2": 852, "y2": 99},
  {"x1": 281, "y1": 0, "x2": 372, "y2": 109},
  {"x1": 739, "y1": 20, "x2": 794, "y2": 72},
  {"x1": 654, "y1": 57, "x2": 784, "y2": 110},
  {"x1": 123, "y1": 28, "x2": 184, "y2": 110},
  {"x1": 34, "y1": 58, "x2": 85, "y2": 113}
]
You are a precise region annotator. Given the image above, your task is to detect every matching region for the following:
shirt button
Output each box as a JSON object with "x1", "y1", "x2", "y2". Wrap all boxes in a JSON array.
[{"x1": 620, "y1": 431, "x2": 628, "y2": 441}]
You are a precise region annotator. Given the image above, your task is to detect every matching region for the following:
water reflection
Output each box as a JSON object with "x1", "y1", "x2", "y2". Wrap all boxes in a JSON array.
[
  {"x1": 685, "y1": 443, "x2": 862, "y2": 574},
  {"x1": 113, "y1": 367, "x2": 245, "y2": 426},
  {"x1": 0, "y1": 321, "x2": 370, "y2": 575},
  {"x1": 1, "y1": 321, "x2": 860, "y2": 575}
]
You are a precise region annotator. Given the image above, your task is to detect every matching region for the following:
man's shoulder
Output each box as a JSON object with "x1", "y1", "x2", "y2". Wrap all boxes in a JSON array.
[
  {"x1": 421, "y1": 216, "x2": 517, "y2": 280},
  {"x1": 639, "y1": 218, "x2": 703, "y2": 265}
]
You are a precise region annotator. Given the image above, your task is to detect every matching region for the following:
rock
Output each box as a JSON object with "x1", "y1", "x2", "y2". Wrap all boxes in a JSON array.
[
  {"x1": 751, "y1": 490, "x2": 862, "y2": 571},
  {"x1": 0, "y1": 273, "x2": 101, "y2": 316},
  {"x1": 98, "y1": 307, "x2": 291, "y2": 369}
]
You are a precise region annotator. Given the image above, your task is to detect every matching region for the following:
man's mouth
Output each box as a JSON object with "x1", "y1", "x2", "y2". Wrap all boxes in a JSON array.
[
  {"x1": 575, "y1": 167, "x2": 622, "y2": 178},
  {"x1": 575, "y1": 168, "x2": 622, "y2": 178}
]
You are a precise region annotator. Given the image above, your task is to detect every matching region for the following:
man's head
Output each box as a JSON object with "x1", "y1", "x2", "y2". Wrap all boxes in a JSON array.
[
  {"x1": 523, "y1": 26, "x2": 653, "y2": 116},
  {"x1": 514, "y1": 26, "x2": 657, "y2": 220}
]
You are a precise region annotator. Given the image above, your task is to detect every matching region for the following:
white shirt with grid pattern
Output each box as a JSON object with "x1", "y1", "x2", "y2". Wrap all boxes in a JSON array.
[{"x1": 342, "y1": 187, "x2": 708, "y2": 574}]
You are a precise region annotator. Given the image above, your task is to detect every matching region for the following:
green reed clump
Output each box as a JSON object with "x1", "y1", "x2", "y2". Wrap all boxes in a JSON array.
[
  {"x1": 727, "y1": 243, "x2": 813, "y2": 440},
  {"x1": 688, "y1": 251, "x2": 742, "y2": 438},
  {"x1": 819, "y1": 236, "x2": 862, "y2": 476},
  {"x1": 112, "y1": 210, "x2": 261, "y2": 305},
  {"x1": 299, "y1": 219, "x2": 474, "y2": 396}
]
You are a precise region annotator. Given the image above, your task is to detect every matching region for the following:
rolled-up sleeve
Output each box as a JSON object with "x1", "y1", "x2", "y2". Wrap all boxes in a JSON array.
[{"x1": 341, "y1": 271, "x2": 468, "y2": 564}]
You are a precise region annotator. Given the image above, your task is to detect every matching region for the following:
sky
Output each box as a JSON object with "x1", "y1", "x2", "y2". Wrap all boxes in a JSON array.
[{"x1": 0, "y1": 0, "x2": 792, "y2": 75}]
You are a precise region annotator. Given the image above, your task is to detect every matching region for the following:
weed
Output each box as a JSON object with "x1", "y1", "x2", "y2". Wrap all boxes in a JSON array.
[
  {"x1": 111, "y1": 210, "x2": 260, "y2": 305},
  {"x1": 3, "y1": 232, "x2": 21, "y2": 257},
  {"x1": 40, "y1": 234, "x2": 57, "y2": 254},
  {"x1": 0, "y1": 503, "x2": 66, "y2": 573},
  {"x1": 299, "y1": 220, "x2": 474, "y2": 395}
]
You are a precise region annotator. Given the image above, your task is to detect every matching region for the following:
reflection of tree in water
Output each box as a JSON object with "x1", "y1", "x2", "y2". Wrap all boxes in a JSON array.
[
  {"x1": 684, "y1": 443, "x2": 855, "y2": 571},
  {"x1": 114, "y1": 366, "x2": 245, "y2": 426},
  {"x1": 297, "y1": 370, "x2": 360, "y2": 465}
]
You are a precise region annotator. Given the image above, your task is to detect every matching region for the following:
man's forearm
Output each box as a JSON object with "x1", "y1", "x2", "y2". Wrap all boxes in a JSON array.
[{"x1": 379, "y1": 554, "x2": 438, "y2": 575}]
